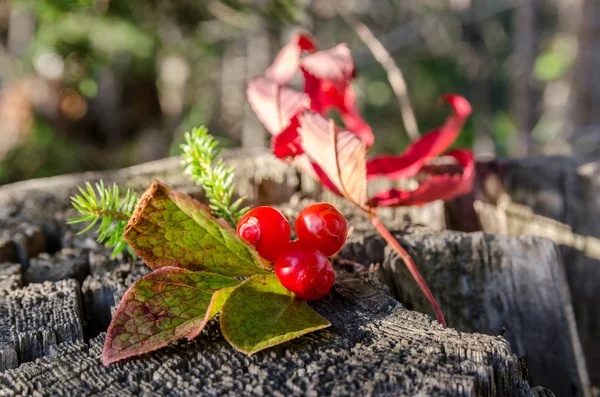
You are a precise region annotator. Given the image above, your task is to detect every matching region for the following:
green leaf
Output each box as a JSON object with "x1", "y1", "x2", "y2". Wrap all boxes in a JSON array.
[
  {"x1": 220, "y1": 274, "x2": 330, "y2": 355},
  {"x1": 186, "y1": 286, "x2": 237, "y2": 340},
  {"x1": 124, "y1": 180, "x2": 269, "y2": 277},
  {"x1": 102, "y1": 267, "x2": 240, "y2": 365}
]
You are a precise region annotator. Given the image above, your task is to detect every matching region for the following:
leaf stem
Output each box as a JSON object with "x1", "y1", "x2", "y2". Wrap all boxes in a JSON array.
[{"x1": 369, "y1": 214, "x2": 446, "y2": 327}]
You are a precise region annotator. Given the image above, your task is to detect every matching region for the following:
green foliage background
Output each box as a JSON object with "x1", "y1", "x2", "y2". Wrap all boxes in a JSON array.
[{"x1": 0, "y1": 0, "x2": 577, "y2": 184}]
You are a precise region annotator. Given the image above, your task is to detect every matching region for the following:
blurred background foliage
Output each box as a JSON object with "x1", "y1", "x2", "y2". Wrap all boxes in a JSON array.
[{"x1": 0, "y1": 0, "x2": 596, "y2": 184}]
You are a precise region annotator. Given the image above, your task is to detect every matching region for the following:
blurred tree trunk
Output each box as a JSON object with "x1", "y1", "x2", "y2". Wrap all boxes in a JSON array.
[
  {"x1": 7, "y1": 7, "x2": 34, "y2": 56},
  {"x1": 512, "y1": 0, "x2": 536, "y2": 156},
  {"x1": 536, "y1": 0, "x2": 582, "y2": 155},
  {"x1": 465, "y1": 2, "x2": 495, "y2": 158},
  {"x1": 570, "y1": 0, "x2": 600, "y2": 159},
  {"x1": 242, "y1": 27, "x2": 270, "y2": 148},
  {"x1": 219, "y1": 39, "x2": 247, "y2": 143}
]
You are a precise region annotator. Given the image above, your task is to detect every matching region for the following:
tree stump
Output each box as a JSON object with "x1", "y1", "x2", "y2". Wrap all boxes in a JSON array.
[
  {"x1": 350, "y1": 230, "x2": 590, "y2": 397},
  {"x1": 0, "y1": 149, "x2": 563, "y2": 396},
  {"x1": 0, "y1": 267, "x2": 539, "y2": 396},
  {"x1": 447, "y1": 156, "x2": 600, "y2": 390}
]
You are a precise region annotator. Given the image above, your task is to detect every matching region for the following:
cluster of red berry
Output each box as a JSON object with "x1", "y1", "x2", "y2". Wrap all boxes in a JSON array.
[{"x1": 236, "y1": 203, "x2": 348, "y2": 300}]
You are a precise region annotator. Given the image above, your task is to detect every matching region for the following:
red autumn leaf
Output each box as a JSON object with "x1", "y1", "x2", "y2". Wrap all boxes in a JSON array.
[
  {"x1": 268, "y1": 95, "x2": 375, "y2": 161},
  {"x1": 339, "y1": 89, "x2": 375, "y2": 147},
  {"x1": 250, "y1": 38, "x2": 373, "y2": 186},
  {"x1": 270, "y1": 107, "x2": 371, "y2": 162},
  {"x1": 246, "y1": 34, "x2": 475, "y2": 328},
  {"x1": 268, "y1": 111, "x2": 350, "y2": 191},
  {"x1": 247, "y1": 76, "x2": 309, "y2": 136},
  {"x1": 368, "y1": 149, "x2": 475, "y2": 207},
  {"x1": 309, "y1": 159, "x2": 344, "y2": 195},
  {"x1": 284, "y1": 154, "x2": 340, "y2": 197},
  {"x1": 297, "y1": 111, "x2": 368, "y2": 207},
  {"x1": 265, "y1": 34, "x2": 315, "y2": 86},
  {"x1": 270, "y1": 115, "x2": 303, "y2": 159},
  {"x1": 366, "y1": 94, "x2": 472, "y2": 181},
  {"x1": 300, "y1": 44, "x2": 354, "y2": 94},
  {"x1": 442, "y1": 93, "x2": 472, "y2": 120},
  {"x1": 247, "y1": 34, "x2": 374, "y2": 156},
  {"x1": 300, "y1": 45, "x2": 374, "y2": 147}
]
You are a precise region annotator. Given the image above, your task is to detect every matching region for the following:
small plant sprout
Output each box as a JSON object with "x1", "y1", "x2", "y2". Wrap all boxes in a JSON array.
[
  {"x1": 68, "y1": 181, "x2": 138, "y2": 257},
  {"x1": 181, "y1": 126, "x2": 250, "y2": 227}
]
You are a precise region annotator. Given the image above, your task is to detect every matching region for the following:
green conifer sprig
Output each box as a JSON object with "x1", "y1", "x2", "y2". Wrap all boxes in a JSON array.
[
  {"x1": 68, "y1": 127, "x2": 245, "y2": 255},
  {"x1": 181, "y1": 126, "x2": 249, "y2": 227},
  {"x1": 67, "y1": 181, "x2": 138, "y2": 257}
]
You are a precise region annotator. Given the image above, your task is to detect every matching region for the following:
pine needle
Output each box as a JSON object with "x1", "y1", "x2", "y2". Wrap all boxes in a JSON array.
[
  {"x1": 67, "y1": 181, "x2": 138, "y2": 257},
  {"x1": 180, "y1": 126, "x2": 249, "y2": 227}
]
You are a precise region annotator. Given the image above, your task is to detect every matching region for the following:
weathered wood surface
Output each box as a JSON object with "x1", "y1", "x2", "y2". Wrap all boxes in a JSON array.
[
  {"x1": 0, "y1": 227, "x2": 548, "y2": 396},
  {"x1": 446, "y1": 156, "x2": 600, "y2": 389},
  {"x1": 0, "y1": 149, "x2": 294, "y2": 213},
  {"x1": 0, "y1": 222, "x2": 46, "y2": 266},
  {"x1": 0, "y1": 269, "x2": 537, "y2": 397},
  {"x1": 6, "y1": 279, "x2": 84, "y2": 364},
  {"x1": 24, "y1": 249, "x2": 89, "y2": 284},
  {"x1": 347, "y1": 230, "x2": 590, "y2": 397},
  {"x1": 0, "y1": 263, "x2": 21, "y2": 372},
  {"x1": 0, "y1": 148, "x2": 446, "y2": 232},
  {"x1": 0, "y1": 150, "x2": 563, "y2": 396}
]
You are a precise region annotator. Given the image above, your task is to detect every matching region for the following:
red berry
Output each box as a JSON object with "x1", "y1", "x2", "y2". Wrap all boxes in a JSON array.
[
  {"x1": 294, "y1": 203, "x2": 348, "y2": 256},
  {"x1": 237, "y1": 206, "x2": 291, "y2": 261},
  {"x1": 275, "y1": 241, "x2": 335, "y2": 300}
]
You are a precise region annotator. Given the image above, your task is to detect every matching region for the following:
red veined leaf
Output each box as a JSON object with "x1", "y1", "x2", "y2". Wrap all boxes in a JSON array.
[
  {"x1": 249, "y1": 37, "x2": 374, "y2": 151},
  {"x1": 102, "y1": 267, "x2": 240, "y2": 365},
  {"x1": 366, "y1": 94, "x2": 472, "y2": 181},
  {"x1": 271, "y1": 115, "x2": 303, "y2": 159},
  {"x1": 302, "y1": 72, "x2": 341, "y2": 112},
  {"x1": 271, "y1": 137, "x2": 343, "y2": 197},
  {"x1": 368, "y1": 149, "x2": 475, "y2": 207},
  {"x1": 426, "y1": 94, "x2": 472, "y2": 158},
  {"x1": 287, "y1": 154, "x2": 342, "y2": 196},
  {"x1": 269, "y1": 112, "x2": 350, "y2": 195},
  {"x1": 265, "y1": 34, "x2": 315, "y2": 86},
  {"x1": 300, "y1": 43, "x2": 354, "y2": 91},
  {"x1": 301, "y1": 70, "x2": 374, "y2": 146},
  {"x1": 302, "y1": 69, "x2": 353, "y2": 120},
  {"x1": 366, "y1": 128, "x2": 444, "y2": 181},
  {"x1": 300, "y1": 45, "x2": 375, "y2": 147},
  {"x1": 270, "y1": 109, "x2": 373, "y2": 162},
  {"x1": 297, "y1": 111, "x2": 368, "y2": 207},
  {"x1": 309, "y1": 160, "x2": 343, "y2": 195},
  {"x1": 246, "y1": 76, "x2": 309, "y2": 135}
]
